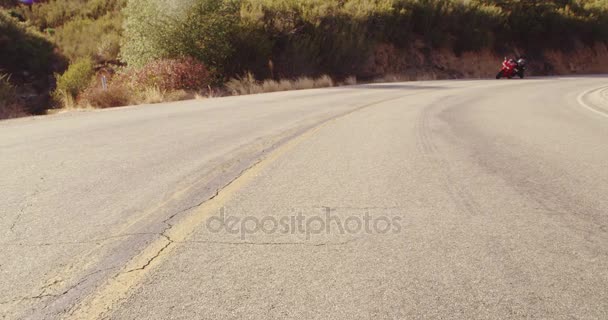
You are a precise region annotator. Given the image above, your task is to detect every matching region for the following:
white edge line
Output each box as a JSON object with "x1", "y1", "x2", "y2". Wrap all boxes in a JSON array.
[{"x1": 577, "y1": 85, "x2": 608, "y2": 119}]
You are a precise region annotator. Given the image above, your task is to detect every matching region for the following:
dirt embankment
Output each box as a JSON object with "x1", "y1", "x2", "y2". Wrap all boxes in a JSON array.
[{"x1": 362, "y1": 42, "x2": 608, "y2": 80}]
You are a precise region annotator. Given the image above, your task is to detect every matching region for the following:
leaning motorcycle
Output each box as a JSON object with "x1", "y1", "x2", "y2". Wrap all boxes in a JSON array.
[{"x1": 496, "y1": 58, "x2": 526, "y2": 79}]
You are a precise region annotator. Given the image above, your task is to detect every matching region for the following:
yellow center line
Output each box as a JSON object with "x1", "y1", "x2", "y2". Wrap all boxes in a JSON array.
[{"x1": 66, "y1": 85, "x2": 488, "y2": 319}]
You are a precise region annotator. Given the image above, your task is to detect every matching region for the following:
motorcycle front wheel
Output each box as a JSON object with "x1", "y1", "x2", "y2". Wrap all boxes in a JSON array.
[{"x1": 496, "y1": 71, "x2": 503, "y2": 79}]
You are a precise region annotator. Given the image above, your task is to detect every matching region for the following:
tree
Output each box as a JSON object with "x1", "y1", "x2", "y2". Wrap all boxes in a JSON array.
[{"x1": 121, "y1": 0, "x2": 239, "y2": 73}]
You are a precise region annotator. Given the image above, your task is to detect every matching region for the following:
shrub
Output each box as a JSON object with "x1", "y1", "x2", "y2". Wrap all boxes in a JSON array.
[
  {"x1": 343, "y1": 76, "x2": 357, "y2": 85},
  {"x1": 135, "y1": 86, "x2": 192, "y2": 105},
  {"x1": 80, "y1": 83, "x2": 130, "y2": 108},
  {"x1": 225, "y1": 72, "x2": 260, "y2": 95},
  {"x1": 129, "y1": 58, "x2": 211, "y2": 92},
  {"x1": 53, "y1": 57, "x2": 95, "y2": 104},
  {"x1": 120, "y1": 0, "x2": 170, "y2": 68},
  {"x1": 121, "y1": 0, "x2": 239, "y2": 72},
  {"x1": 261, "y1": 80, "x2": 281, "y2": 93},
  {"x1": 20, "y1": 0, "x2": 82, "y2": 29},
  {"x1": 226, "y1": 72, "x2": 334, "y2": 96},
  {"x1": 172, "y1": 0, "x2": 239, "y2": 73},
  {"x1": 314, "y1": 75, "x2": 334, "y2": 88},
  {"x1": 78, "y1": 57, "x2": 208, "y2": 109},
  {"x1": 81, "y1": 82, "x2": 194, "y2": 109},
  {"x1": 0, "y1": 73, "x2": 26, "y2": 119},
  {"x1": 53, "y1": 13, "x2": 123, "y2": 63}
]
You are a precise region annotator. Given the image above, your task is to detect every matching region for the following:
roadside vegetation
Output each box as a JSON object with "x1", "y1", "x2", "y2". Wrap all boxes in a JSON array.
[
  {"x1": 2, "y1": 0, "x2": 608, "y2": 119},
  {"x1": 0, "y1": 73, "x2": 27, "y2": 119}
]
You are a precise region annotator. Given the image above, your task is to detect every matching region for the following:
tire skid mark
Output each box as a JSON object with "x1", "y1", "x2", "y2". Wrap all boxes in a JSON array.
[
  {"x1": 415, "y1": 95, "x2": 484, "y2": 216},
  {"x1": 414, "y1": 94, "x2": 547, "y2": 310}
]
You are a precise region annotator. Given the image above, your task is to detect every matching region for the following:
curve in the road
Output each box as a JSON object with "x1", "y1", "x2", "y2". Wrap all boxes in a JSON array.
[
  {"x1": 66, "y1": 87, "x2": 449, "y2": 319},
  {"x1": 3, "y1": 76, "x2": 608, "y2": 319}
]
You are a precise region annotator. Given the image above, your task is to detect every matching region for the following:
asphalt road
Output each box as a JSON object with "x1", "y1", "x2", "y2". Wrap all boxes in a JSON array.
[{"x1": 2, "y1": 77, "x2": 608, "y2": 319}]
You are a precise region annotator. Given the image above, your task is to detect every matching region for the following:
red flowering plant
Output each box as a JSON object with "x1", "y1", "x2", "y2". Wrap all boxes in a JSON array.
[
  {"x1": 129, "y1": 57, "x2": 211, "y2": 92},
  {"x1": 79, "y1": 57, "x2": 211, "y2": 108}
]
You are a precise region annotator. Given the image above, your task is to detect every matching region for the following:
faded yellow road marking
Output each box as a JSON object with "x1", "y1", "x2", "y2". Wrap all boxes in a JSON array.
[
  {"x1": 67, "y1": 119, "x2": 333, "y2": 319},
  {"x1": 66, "y1": 90, "x2": 434, "y2": 319}
]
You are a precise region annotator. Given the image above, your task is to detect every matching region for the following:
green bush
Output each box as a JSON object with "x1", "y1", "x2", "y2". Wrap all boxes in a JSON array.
[
  {"x1": 120, "y1": 0, "x2": 174, "y2": 68},
  {"x1": 22, "y1": 0, "x2": 82, "y2": 29},
  {"x1": 53, "y1": 13, "x2": 122, "y2": 62},
  {"x1": 170, "y1": 0, "x2": 239, "y2": 73},
  {"x1": 121, "y1": 0, "x2": 239, "y2": 73},
  {"x1": 54, "y1": 57, "x2": 95, "y2": 103}
]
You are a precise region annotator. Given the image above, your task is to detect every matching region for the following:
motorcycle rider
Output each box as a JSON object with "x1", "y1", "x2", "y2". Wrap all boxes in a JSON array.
[
  {"x1": 516, "y1": 56, "x2": 527, "y2": 69},
  {"x1": 506, "y1": 57, "x2": 518, "y2": 69},
  {"x1": 497, "y1": 56, "x2": 526, "y2": 79}
]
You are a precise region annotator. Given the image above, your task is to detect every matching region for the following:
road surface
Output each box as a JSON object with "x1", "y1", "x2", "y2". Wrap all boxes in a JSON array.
[{"x1": 1, "y1": 77, "x2": 608, "y2": 319}]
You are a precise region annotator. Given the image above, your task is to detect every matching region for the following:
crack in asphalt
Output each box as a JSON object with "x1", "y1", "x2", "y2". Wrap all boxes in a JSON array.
[
  {"x1": 121, "y1": 159, "x2": 269, "y2": 273},
  {"x1": 9, "y1": 176, "x2": 46, "y2": 234},
  {"x1": 0, "y1": 267, "x2": 117, "y2": 306},
  {"x1": 9, "y1": 208, "x2": 25, "y2": 233},
  {"x1": 159, "y1": 158, "x2": 266, "y2": 228},
  {"x1": 4, "y1": 158, "x2": 265, "y2": 316},
  {"x1": 98, "y1": 94, "x2": 415, "y2": 278},
  {"x1": 125, "y1": 233, "x2": 174, "y2": 273},
  {"x1": 46, "y1": 92, "x2": 428, "y2": 319},
  {"x1": 120, "y1": 172, "x2": 258, "y2": 274}
]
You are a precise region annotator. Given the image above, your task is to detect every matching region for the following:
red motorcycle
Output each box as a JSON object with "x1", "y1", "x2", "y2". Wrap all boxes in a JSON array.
[{"x1": 496, "y1": 57, "x2": 526, "y2": 79}]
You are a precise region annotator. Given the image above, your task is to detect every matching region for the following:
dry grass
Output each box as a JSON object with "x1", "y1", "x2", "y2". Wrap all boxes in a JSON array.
[
  {"x1": 261, "y1": 80, "x2": 281, "y2": 93},
  {"x1": 225, "y1": 72, "x2": 260, "y2": 95},
  {"x1": 343, "y1": 76, "x2": 357, "y2": 85},
  {"x1": 293, "y1": 77, "x2": 316, "y2": 90},
  {"x1": 203, "y1": 85, "x2": 224, "y2": 98},
  {"x1": 54, "y1": 89, "x2": 77, "y2": 109},
  {"x1": 67, "y1": 71, "x2": 337, "y2": 111},
  {"x1": 314, "y1": 75, "x2": 334, "y2": 88},
  {"x1": 78, "y1": 84, "x2": 200, "y2": 110},
  {"x1": 226, "y1": 73, "x2": 334, "y2": 96},
  {"x1": 138, "y1": 86, "x2": 165, "y2": 104},
  {"x1": 134, "y1": 87, "x2": 195, "y2": 105},
  {"x1": 164, "y1": 89, "x2": 193, "y2": 102},
  {"x1": 81, "y1": 85, "x2": 131, "y2": 109},
  {"x1": 194, "y1": 92, "x2": 207, "y2": 100}
]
